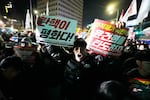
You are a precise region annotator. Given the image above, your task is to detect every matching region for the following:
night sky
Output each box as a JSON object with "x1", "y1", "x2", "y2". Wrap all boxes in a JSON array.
[
  {"x1": 0, "y1": 0, "x2": 36, "y2": 20},
  {"x1": 83, "y1": 0, "x2": 132, "y2": 27},
  {"x1": 0, "y1": 0, "x2": 132, "y2": 27}
]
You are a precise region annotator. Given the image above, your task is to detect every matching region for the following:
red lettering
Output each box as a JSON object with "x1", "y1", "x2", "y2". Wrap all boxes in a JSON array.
[
  {"x1": 91, "y1": 39, "x2": 111, "y2": 51},
  {"x1": 45, "y1": 18, "x2": 51, "y2": 24},
  {"x1": 64, "y1": 21, "x2": 70, "y2": 30},
  {"x1": 94, "y1": 29, "x2": 104, "y2": 38},
  {"x1": 59, "y1": 21, "x2": 67, "y2": 29},
  {"x1": 37, "y1": 17, "x2": 46, "y2": 26},
  {"x1": 100, "y1": 32, "x2": 112, "y2": 42}
]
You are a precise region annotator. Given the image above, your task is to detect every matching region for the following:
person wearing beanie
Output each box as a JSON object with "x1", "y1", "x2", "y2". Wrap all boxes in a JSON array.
[
  {"x1": 0, "y1": 55, "x2": 23, "y2": 80},
  {"x1": 63, "y1": 38, "x2": 104, "y2": 100},
  {"x1": 73, "y1": 38, "x2": 88, "y2": 62},
  {"x1": 0, "y1": 55, "x2": 25, "y2": 100}
]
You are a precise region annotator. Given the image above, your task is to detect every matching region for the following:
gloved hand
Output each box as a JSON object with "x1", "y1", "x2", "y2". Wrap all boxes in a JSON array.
[{"x1": 94, "y1": 54, "x2": 104, "y2": 65}]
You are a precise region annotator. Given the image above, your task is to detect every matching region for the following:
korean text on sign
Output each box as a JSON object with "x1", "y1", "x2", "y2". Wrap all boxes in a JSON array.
[
  {"x1": 87, "y1": 19, "x2": 128, "y2": 56},
  {"x1": 36, "y1": 16, "x2": 77, "y2": 47}
]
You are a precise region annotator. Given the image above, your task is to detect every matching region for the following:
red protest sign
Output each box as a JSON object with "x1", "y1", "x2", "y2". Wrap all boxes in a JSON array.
[{"x1": 87, "y1": 19, "x2": 128, "y2": 57}]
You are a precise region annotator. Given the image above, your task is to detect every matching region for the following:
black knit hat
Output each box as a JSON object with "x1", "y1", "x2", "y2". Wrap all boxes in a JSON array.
[
  {"x1": 73, "y1": 38, "x2": 87, "y2": 49},
  {"x1": 135, "y1": 50, "x2": 150, "y2": 61},
  {"x1": 0, "y1": 56, "x2": 23, "y2": 71}
]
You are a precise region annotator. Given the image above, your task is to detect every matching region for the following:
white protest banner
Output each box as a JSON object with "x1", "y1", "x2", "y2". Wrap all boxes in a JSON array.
[
  {"x1": 36, "y1": 16, "x2": 77, "y2": 47},
  {"x1": 87, "y1": 19, "x2": 128, "y2": 57}
]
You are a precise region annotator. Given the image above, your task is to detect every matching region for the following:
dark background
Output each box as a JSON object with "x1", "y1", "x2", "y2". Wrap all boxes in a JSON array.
[{"x1": 0, "y1": 0, "x2": 135, "y2": 27}]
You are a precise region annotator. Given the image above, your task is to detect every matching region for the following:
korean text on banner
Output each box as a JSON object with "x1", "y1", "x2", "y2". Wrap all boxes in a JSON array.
[
  {"x1": 87, "y1": 19, "x2": 129, "y2": 57},
  {"x1": 36, "y1": 16, "x2": 77, "y2": 47}
]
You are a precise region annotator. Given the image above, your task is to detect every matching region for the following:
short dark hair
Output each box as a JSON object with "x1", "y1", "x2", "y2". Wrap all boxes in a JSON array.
[
  {"x1": 99, "y1": 80, "x2": 127, "y2": 100},
  {"x1": 0, "y1": 56, "x2": 23, "y2": 71},
  {"x1": 73, "y1": 38, "x2": 87, "y2": 49},
  {"x1": 135, "y1": 50, "x2": 150, "y2": 61}
]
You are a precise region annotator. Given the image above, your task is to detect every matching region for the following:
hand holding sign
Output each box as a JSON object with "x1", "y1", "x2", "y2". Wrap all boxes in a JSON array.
[
  {"x1": 86, "y1": 19, "x2": 128, "y2": 57},
  {"x1": 36, "y1": 16, "x2": 77, "y2": 47},
  {"x1": 115, "y1": 21, "x2": 126, "y2": 29}
]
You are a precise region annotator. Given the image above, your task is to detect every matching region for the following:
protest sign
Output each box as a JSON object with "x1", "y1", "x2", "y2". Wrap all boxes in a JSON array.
[
  {"x1": 36, "y1": 16, "x2": 77, "y2": 47},
  {"x1": 87, "y1": 19, "x2": 128, "y2": 56}
]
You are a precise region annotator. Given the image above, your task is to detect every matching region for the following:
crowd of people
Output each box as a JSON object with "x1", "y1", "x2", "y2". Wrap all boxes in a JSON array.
[{"x1": 0, "y1": 24, "x2": 150, "y2": 100}]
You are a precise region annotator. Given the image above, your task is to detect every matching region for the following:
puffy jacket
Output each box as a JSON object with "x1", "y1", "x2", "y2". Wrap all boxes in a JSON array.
[{"x1": 64, "y1": 55, "x2": 100, "y2": 87}]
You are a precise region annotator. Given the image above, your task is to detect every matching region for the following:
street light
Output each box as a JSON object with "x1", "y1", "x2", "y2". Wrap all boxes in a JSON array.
[
  {"x1": 0, "y1": 20, "x2": 5, "y2": 27},
  {"x1": 106, "y1": 2, "x2": 119, "y2": 22},
  {"x1": 107, "y1": 5, "x2": 115, "y2": 15},
  {"x1": 3, "y1": 16, "x2": 14, "y2": 30},
  {"x1": 34, "y1": 10, "x2": 38, "y2": 15}
]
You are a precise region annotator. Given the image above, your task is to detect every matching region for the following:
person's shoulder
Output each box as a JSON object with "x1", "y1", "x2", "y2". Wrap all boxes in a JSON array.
[
  {"x1": 135, "y1": 49, "x2": 150, "y2": 61},
  {"x1": 126, "y1": 68, "x2": 140, "y2": 78},
  {"x1": 0, "y1": 55, "x2": 22, "y2": 69}
]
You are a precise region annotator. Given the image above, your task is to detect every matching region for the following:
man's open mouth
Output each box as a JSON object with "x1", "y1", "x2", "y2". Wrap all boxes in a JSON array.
[{"x1": 77, "y1": 54, "x2": 82, "y2": 58}]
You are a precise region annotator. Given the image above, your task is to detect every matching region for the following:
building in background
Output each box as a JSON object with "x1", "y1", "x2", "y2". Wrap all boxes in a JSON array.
[{"x1": 36, "y1": 0, "x2": 84, "y2": 28}]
